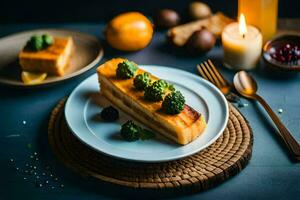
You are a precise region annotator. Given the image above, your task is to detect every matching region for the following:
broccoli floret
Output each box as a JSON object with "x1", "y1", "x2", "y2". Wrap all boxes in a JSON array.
[
  {"x1": 144, "y1": 79, "x2": 173, "y2": 101},
  {"x1": 162, "y1": 91, "x2": 185, "y2": 114},
  {"x1": 154, "y1": 79, "x2": 169, "y2": 89},
  {"x1": 144, "y1": 80, "x2": 166, "y2": 101},
  {"x1": 42, "y1": 34, "x2": 54, "y2": 47},
  {"x1": 120, "y1": 120, "x2": 140, "y2": 141},
  {"x1": 168, "y1": 84, "x2": 176, "y2": 91},
  {"x1": 134, "y1": 72, "x2": 152, "y2": 90},
  {"x1": 26, "y1": 35, "x2": 44, "y2": 51},
  {"x1": 26, "y1": 34, "x2": 54, "y2": 51},
  {"x1": 100, "y1": 106, "x2": 119, "y2": 121},
  {"x1": 116, "y1": 60, "x2": 138, "y2": 79}
]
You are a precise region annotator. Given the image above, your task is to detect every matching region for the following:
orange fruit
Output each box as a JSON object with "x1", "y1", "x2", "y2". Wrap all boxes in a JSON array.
[{"x1": 105, "y1": 12, "x2": 153, "y2": 51}]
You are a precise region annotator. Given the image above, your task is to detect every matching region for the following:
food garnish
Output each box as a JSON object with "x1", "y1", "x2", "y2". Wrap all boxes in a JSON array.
[
  {"x1": 42, "y1": 34, "x2": 54, "y2": 47},
  {"x1": 134, "y1": 72, "x2": 152, "y2": 90},
  {"x1": 144, "y1": 80, "x2": 170, "y2": 101},
  {"x1": 21, "y1": 71, "x2": 47, "y2": 85},
  {"x1": 25, "y1": 34, "x2": 54, "y2": 51},
  {"x1": 162, "y1": 91, "x2": 185, "y2": 114},
  {"x1": 100, "y1": 106, "x2": 119, "y2": 121},
  {"x1": 120, "y1": 120, "x2": 155, "y2": 142},
  {"x1": 26, "y1": 35, "x2": 43, "y2": 51},
  {"x1": 116, "y1": 60, "x2": 138, "y2": 79}
]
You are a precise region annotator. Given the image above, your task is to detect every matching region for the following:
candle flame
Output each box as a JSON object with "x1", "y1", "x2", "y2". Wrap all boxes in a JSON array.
[{"x1": 239, "y1": 14, "x2": 247, "y2": 37}]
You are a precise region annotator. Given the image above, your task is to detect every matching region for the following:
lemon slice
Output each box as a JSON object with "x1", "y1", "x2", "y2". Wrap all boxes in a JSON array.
[{"x1": 21, "y1": 71, "x2": 47, "y2": 85}]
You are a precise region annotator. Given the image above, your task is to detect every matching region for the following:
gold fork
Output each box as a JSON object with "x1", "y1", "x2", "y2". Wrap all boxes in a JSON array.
[{"x1": 197, "y1": 59, "x2": 240, "y2": 102}]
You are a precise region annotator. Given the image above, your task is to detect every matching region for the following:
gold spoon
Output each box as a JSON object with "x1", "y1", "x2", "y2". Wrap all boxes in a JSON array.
[{"x1": 234, "y1": 71, "x2": 300, "y2": 160}]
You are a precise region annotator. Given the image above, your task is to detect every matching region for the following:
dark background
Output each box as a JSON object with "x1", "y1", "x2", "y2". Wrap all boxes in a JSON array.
[{"x1": 0, "y1": 0, "x2": 300, "y2": 23}]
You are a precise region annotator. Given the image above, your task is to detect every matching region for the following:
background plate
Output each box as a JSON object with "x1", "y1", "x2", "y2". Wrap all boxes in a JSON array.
[
  {"x1": 0, "y1": 29, "x2": 103, "y2": 87},
  {"x1": 65, "y1": 66, "x2": 229, "y2": 162}
]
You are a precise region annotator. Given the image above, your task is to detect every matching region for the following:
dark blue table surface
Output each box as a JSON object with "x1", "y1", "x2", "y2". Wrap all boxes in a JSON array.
[{"x1": 1, "y1": 23, "x2": 300, "y2": 200}]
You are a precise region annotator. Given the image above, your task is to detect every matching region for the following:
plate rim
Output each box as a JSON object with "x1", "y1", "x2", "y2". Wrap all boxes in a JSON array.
[
  {"x1": 65, "y1": 65, "x2": 229, "y2": 163},
  {"x1": 0, "y1": 28, "x2": 103, "y2": 88}
]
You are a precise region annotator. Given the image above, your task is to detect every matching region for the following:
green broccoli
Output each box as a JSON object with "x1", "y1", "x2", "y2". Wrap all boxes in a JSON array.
[
  {"x1": 144, "y1": 79, "x2": 173, "y2": 101},
  {"x1": 116, "y1": 60, "x2": 138, "y2": 79},
  {"x1": 144, "y1": 80, "x2": 166, "y2": 101},
  {"x1": 120, "y1": 120, "x2": 140, "y2": 141},
  {"x1": 42, "y1": 34, "x2": 54, "y2": 47},
  {"x1": 162, "y1": 91, "x2": 185, "y2": 114},
  {"x1": 26, "y1": 35, "x2": 44, "y2": 51},
  {"x1": 26, "y1": 34, "x2": 54, "y2": 51},
  {"x1": 120, "y1": 120, "x2": 155, "y2": 141},
  {"x1": 134, "y1": 72, "x2": 152, "y2": 90}
]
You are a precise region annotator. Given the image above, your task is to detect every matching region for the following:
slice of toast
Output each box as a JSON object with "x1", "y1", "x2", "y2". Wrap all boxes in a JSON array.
[
  {"x1": 97, "y1": 58, "x2": 206, "y2": 145},
  {"x1": 167, "y1": 12, "x2": 233, "y2": 46},
  {"x1": 19, "y1": 37, "x2": 74, "y2": 76}
]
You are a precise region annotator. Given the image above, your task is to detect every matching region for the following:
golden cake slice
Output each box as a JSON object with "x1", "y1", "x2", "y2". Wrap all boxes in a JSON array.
[
  {"x1": 19, "y1": 37, "x2": 74, "y2": 76},
  {"x1": 97, "y1": 58, "x2": 206, "y2": 145}
]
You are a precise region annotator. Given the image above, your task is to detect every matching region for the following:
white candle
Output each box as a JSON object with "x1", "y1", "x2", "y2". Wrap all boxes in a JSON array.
[{"x1": 222, "y1": 14, "x2": 262, "y2": 70}]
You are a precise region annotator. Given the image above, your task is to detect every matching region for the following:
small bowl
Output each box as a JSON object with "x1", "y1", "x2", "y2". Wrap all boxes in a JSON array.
[{"x1": 263, "y1": 34, "x2": 300, "y2": 72}]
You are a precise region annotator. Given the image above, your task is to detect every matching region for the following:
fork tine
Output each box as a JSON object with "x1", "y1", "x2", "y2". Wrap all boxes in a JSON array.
[
  {"x1": 197, "y1": 65, "x2": 209, "y2": 80},
  {"x1": 198, "y1": 63, "x2": 217, "y2": 85},
  {"x1": 203, "y1": 61, "x2": 222, "y2": 88},
  {"x1": 207, "y1": 59, "x2": 230, "y2": 86}
]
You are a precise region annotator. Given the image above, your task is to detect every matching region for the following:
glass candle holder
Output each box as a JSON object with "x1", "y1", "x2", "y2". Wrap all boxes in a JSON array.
[
  {"x1": 238, "y1": 0, "x2": 278, "y2": 43},
  {"x1": 222, "y1": 22, "x2": 262, "y2": 70}
]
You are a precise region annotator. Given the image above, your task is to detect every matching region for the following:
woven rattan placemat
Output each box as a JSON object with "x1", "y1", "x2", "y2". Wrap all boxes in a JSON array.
[{"x1": 48, "y1": 99, "x2": 253, "y2": 192}]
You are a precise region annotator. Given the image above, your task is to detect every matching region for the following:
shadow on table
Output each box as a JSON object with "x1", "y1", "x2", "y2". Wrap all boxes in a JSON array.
[{"x1": 252, "y1": 102, "x2": 299, "y2": 162}]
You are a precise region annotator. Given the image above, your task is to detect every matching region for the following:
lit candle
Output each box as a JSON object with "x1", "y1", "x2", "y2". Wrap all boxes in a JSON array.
[
  {"x1": 222, "y1": 14, "x2": 262, "y2": 70},
  {"x1": 238, "y1": 0, "x2": 278, "y2": 43}
]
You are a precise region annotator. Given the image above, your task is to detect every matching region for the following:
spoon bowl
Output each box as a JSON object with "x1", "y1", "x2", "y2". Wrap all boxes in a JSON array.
[{"x1": 233, "y1": 71, "x2": 258, "y2": 99}]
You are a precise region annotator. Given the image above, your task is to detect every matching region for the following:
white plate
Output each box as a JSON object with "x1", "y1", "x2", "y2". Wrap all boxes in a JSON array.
[
  {"x1": 65, "y1": 66, "x2": 229, "y2": 162},
  {"x1": 0, "y1": 29, "x2": 103, "y2": 87}
]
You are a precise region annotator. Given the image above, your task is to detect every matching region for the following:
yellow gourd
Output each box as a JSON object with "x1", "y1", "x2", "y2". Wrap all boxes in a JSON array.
[{"x1": 105, "y1": 12, "x2": 153, "y2": 51}]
